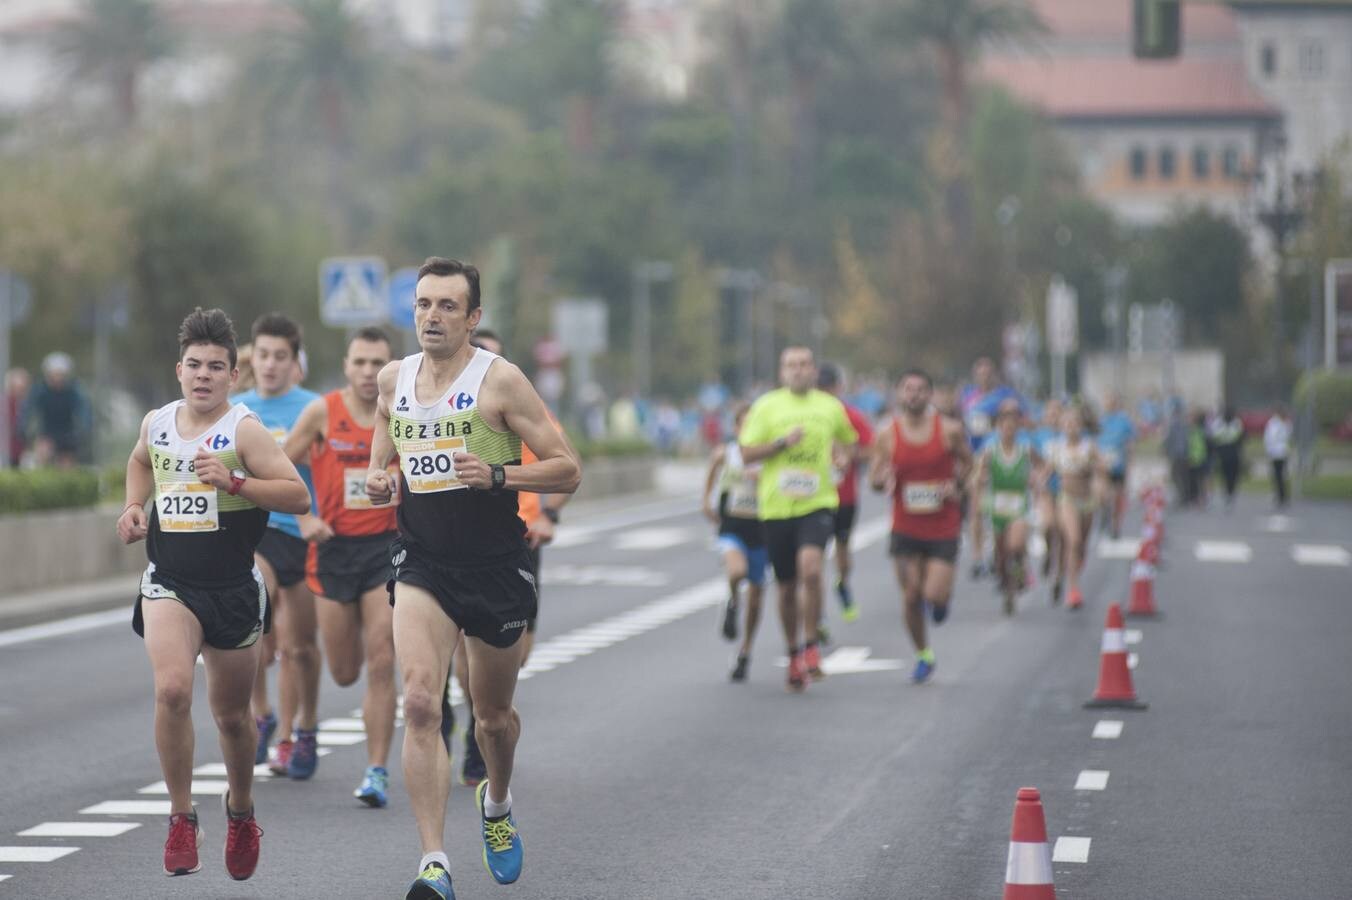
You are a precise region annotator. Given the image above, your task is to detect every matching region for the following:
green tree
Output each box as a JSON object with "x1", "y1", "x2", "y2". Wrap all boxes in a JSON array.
[{"x1": 57, "y1": 0, "x2": 172, "y2": 127}]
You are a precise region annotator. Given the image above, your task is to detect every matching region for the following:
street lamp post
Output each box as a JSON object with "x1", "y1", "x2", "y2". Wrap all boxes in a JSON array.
[
  {"x1": 719, "y1": 268, "x2": 761, "y2": 394},
  {"x1": 631, "y1": 260, "x2": 673, "y2": 400}
]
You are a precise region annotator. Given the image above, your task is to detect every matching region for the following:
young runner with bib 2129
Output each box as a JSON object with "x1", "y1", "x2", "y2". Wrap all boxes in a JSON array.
[
  {"x1": 869, "y1": 369, "x2": 971, "y2": 684},
  {"x1": 117, "y1": 308, "x2": 310, "y2": 880},
  {"x1": 365, "y1": 257, "x2": 581, "y2": 900}
]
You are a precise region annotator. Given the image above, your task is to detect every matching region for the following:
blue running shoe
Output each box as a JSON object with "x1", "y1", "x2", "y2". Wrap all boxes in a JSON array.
[
  {"x1": 405, "y1": 863, "x2": 455, "y2": 900},
  {"x1": 475, "y1": 780, "x2": 522, "y2": 885},
  {"x1": 287, "y1": 728, "x2": 318, "y2": 780},
  {"x1": 911, "y1": 656, "x2": 936, "y2": 684},
  {"x1": 253, "y1": 712, "x2": 276, "y2": 766},
  {"x1": 354, "y1": 765, "x2": 389, "y2": 808}
]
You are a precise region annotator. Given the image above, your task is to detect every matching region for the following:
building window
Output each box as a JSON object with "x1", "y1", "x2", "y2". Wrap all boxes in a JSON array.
[
  {"x1": 1158, "y1": 146, "x2": 1176, "y2": 180},
  {"x1": 1129, "y1": 146, "x2": 1148, "y2": 180},
  {"x1": 1193, "y1": 146, "x2": 1210, "y2": 180},
  {"x1": 1261, "y1": 42, "x2": 1277, "y2": 77},
  {"x1": 1222, "y1": 145, "x2": 1242, "y2": 179},
  {"x1": 1299, "y1": 40, "x2": 1325, "y2": 77}
]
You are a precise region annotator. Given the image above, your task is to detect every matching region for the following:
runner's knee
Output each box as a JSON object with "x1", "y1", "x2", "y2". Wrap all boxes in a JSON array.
[
  {"x1": 154, "y1": 678, "x2": 193, "y2": 715},
  {"x1": 473, "y1": 705, "x2": 515, "y2": 740},
  {"x1": 330, "y1": 658, "x2": 361, "y2": 687},
  {"x1": 214, "y1": 707, "x2": 253, "y2": 740},
  {"x1": 400, "y1": 680, "x2": 442, "y2": 731}
]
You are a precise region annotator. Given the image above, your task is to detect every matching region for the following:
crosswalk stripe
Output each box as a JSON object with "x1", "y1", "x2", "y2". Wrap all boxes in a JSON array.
[
  {"x1": 137, "y1": 780, "x2": 227, "y2": 796},
  {"x1": 17, "y1": 822, "x2": 140, "y2": 838},
  {"x1": 1195, "y1": 540, "x2": 1252, "y2": 563},
  {"x1": 1052, "y1": 836, "x2": 1091, "y2": 864},
  {"x1": 79, "y1": 801, "x2": 172, "y2": 816},
  {"x1": 1291, "y1": 544, "x2": 1350, "y2": 566},
  {"x1": 0, "y1": 847, "x2": 81, "y2": 862}
]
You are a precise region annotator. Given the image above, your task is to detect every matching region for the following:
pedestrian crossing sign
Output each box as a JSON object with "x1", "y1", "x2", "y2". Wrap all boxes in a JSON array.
[{"x1": 319, "y1": 256, "x2": 389, "y2": 327}]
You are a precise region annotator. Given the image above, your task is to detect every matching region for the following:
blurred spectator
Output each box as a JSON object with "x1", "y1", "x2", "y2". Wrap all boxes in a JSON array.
[
  {"x1": 652, "y1": 401, "x2": 681, "y2": 455},
  {"x1": 1136, "y1": 390, "x2": 1163, "y2": 435},
  {"x1": 5, "y1": 367, "x2": 30, "y2": 466},
  {"x1": 1264, "y1": 405, "x2": 1292, "y2": 509},
  {"x1": 700, "y1": 408, "x2": 723, "y2": 449},
  {"x1": 848, "y1": 375, "x2": 887, "y2": 419},
  {"x1": 1163, "y1": 399, "x2": 1190, "y2": 506},
  {"x1": 580, "y1": 381, "x2": 608, "y2": 441},
  {"x1": 697, "y1": 378, "x2": 729, "y2": 413},
  {"x1": 608, "y1": 393, "x2": 641, "y2": 440},
  {"x1": 234, "y1": 342, "x2": 256, "y2": 394},
  {"x1": 1210, "y1": 406, "x2": 1245, "y2": 511},
  {"x1": 22, "y1": 352, "x2": 92, "y2": 467}
]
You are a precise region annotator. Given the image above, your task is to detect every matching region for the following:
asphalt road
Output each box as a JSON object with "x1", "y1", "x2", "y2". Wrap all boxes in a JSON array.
[{"x1": 1, "y1": 483, "x2": 1349, "y2": 899}]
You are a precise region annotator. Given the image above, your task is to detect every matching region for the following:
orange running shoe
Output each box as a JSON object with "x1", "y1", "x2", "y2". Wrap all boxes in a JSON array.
[
  {"x1": 1067, "y1": 587, "x2": 1084, "y2": 610},
  {"x1": 786, "y1": 651, "x2": 807, "y2": 692},
  {"x1": 803, "y1": 643, "x2": 826, "y2": 681}
]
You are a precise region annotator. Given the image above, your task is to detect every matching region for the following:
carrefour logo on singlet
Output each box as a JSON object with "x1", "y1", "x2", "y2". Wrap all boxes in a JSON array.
[
  {"x1": 208, "y1": 434, "x2": 231, "y2": 451},
  {"x1": 451, "y1": 392, "x2": 475, "y2": 411}
]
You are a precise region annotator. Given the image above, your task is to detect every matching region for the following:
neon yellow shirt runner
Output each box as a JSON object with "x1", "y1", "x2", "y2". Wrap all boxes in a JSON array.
[{"x1": 739, "y1": 388, "x2": 858, "y2": 521}]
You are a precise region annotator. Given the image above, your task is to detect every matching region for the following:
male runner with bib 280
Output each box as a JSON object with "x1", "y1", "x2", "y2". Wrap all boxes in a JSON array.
[
  {"x1": 740, "y1": 347, "x2": 858, "y2": 693},
  {"x1": 365, "y1": 258, "x2": 581, "y2": 900},
  {"x1": 117, "y1": 308, "x2": 310, "y2": 880},
  {"x1": 232, "y1": 314, "x2": 322, "y2": 780},
  {"x1": 870, "y1": 369, "x2": 971, "y2": 683},
  {"x1": 283, "y1": 326, "x2": 401, "y2": 808}
]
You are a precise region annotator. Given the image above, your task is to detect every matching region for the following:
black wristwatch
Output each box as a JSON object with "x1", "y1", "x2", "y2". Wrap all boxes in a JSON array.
[
  {"x1": 489, "y1": 464, "x2": 507, "y2": 493},
  {"x1": 543, "y1": 507, "x2": 561, "y2": 524}
]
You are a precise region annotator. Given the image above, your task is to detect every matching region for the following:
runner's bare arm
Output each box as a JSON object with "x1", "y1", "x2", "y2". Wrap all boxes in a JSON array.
[
  {"x1": 217, "y1": 416, "x2": 311, "y2": 514},
  {"x1": 116, "y1": 411, "x2": 155, "y2": 544},
  {"x1": 740, "y1": 426, "x2": 804, "y2": 464},
  {"x1": 970, "y1": 449, "x2": 989, "y2": 492},
  {"x1": 868, "y1": 420, "x2": 895, "y2": 493},
  {"x1": 945, "y1": 416, "x2": 974, "y2": 484},
  {"x1": 487, "y1": 362, "x2": 581, "y2": 494},
  {"x1": 365, "y1": 361, "x2": 399, "y2": 504},
  {"x1": 283, "y1": 396, "x2": 327, "y2": 466},
  {"x1": 702, "y1": 445, "x2": 726, "y2": 522}
]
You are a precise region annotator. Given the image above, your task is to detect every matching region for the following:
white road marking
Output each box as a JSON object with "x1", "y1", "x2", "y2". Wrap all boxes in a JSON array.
[
  {"x1": 1074, "y1": 770, "x2": 1110, "y2": 791},
  {"x1": 611, "y1": 527, "x2": 694, "y2": 551},
  {"x1": 1124, "y1": 629, "x2": 1142, "y2": 645},
  {"x1": 0, "y1": 875, "x2": 9, "y2": 882},
  {"x1": 1261, "y1": 514, "x2": 1296, "y2": 533},
  {"x1": 1052, "y1": 836, "x2": 1092, "y2": 864},
  {"x1": 317, "y1": 718, "x2": 367, "y2": 732},
  {"x1": 0, "y1": 609, "x2": 126, "y2": 649},
  {"x1": 192, "y1": 763, "x2": 273, "y2": 778},
  {"x1": 1127, "y1": 653, "x2": 1139, "y2": 670},
  {"x1": 17, "y1": 822, "x2": 140, "y2": 838},
  {"x1": 1097, "y1": 538, "x2": 1141, "y2": 559},
  {"x1": 137, "y1": 780, "x2": 228, "y2": 796},
  {"x1": 0, "y1": 847, "x2": 81, "y2": 862},
  {"x1": 79, "y1": 801, "x2": 172, "y2": 816},
  {"x1": 773, "y1": 646, "x2": 904, "y2": 674},
  {"x1": 1092, "y1": 720, "x2": 1123, "y2": 739},
  {"x1": 1195, "y1": 540, "x2": 1252, "y2": 563},
  {"x1": 546, "y1": 564, "x2": 670, "y2": 587},
  {"x1": 1028, "y1": 534, "x2": 1047, "y2": 559},
  {"x1": 317, "y1": 732, "x2": 366, "y2": 747},
  {"x1": 1292, "y1": 544, "x2": 1351, "y2": 566}
]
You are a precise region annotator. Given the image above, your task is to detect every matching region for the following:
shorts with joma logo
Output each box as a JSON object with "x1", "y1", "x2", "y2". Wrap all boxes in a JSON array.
[{"x1": 387, "y1": 538, "x2": 538, "y2": 649}]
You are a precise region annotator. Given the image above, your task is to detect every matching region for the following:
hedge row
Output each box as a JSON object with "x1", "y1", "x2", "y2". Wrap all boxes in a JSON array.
[{"x1": 0, "y1": 467, "x2": 102, "y2": 515}]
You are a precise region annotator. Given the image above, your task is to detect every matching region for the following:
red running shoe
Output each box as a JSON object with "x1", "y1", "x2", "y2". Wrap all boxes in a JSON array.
[
  {"x1": 803, "y1": 643, "x2": 826, "y2": 681},
  {"x1": 222, "y1": 792, "x2": 262, "y2": 881},
  {"x1": 786, "y1": 651, "x2": 807, "y2": 693},
  {"x1": 1067, "y1": 587, "x2": 1084, "y2": 610},
  {"x1": 164, "y1": 812, "x2": 202, "y2": 876},
  {"x1": 267, "y1": 738, "x2": 293, "y2": 776}
]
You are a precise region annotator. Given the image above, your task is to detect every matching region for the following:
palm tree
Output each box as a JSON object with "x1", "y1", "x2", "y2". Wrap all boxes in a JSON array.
[{"x1": 57, "y1": 0, "x2": 172, "y2": 128}]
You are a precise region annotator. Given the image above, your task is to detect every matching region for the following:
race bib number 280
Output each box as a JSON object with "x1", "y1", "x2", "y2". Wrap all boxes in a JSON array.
[{"x1": 400, "y1": 438, "x2": 467, "y2": 494}]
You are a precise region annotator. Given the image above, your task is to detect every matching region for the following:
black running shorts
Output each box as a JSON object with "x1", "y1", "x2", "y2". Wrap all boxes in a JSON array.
[
  {"x1": 763, "y1": 509, "x2": 836, "y2": 583},
  {"x1": 388, "y1": 539, "x2": 538, "y2": 650},
  {"x1": 888, "y1": 532, "x2": 959, "y2": 564},
  {"x1": 133, "y1": 565, "x2": 270, "y2": 650},
  {"x1": 307, "y1": 532, "x2": 397, "y2": 603},
  {"x1": 833, "y1": 504, "x2": 858, "y2": 546},
  {"x1": 256, "y1": 528, "x2": 308, "y2": 588},
  {"x1": 525, "y1": 545, "x2": 542, "y2": 633}
]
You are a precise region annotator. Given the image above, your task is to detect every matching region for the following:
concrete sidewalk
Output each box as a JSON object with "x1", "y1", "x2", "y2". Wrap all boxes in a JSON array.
[{"x1": 0, "y1": 462, "x2": 705, "y2": 632}]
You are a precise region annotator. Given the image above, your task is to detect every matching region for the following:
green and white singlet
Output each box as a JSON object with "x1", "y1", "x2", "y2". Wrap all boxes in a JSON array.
[
  {"x1": 146, "y1": 400, "x2": 269, "y2": 585},
  {"x1": 388, "y1": 348, "x2": 525, "y2": 564},
  {"x1": 986, "y1": 441, "x2": 1030, "y2": 530}
]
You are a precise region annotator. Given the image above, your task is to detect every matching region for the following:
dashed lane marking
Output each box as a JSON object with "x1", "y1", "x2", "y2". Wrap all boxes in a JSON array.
[
  {"x1": 317, "y1": 731, "x2": 367, "y2": 747},
  {"x1": 1074, "y1": 770, "x2": 1110, "y2": 791},
  {"x1": 1127, "y1": 653, "x2": 1139, "y2": 670},
  {"x1": 1092, "y1": 720, "x2": 1123, "y2": 739},
  {"x1": 0, "y1": 609, "x2": 126, "y2": 649},
  {"x1": 17, "y1": 823, "x2": 140, "y2": 838},
  {"x1": 1097, "y1": 538, "x2": 1141, "y2": 559},
  {"x1": 1292, "y1": 544, "x2": 1351, "y2": 566},
  {"x1": 137, "y1": 780, "x2": 228, "y2": 796},
  {"x1": 0, "y1": 848, "x2": 80, "y2": 863},
  {"x1": 318, "y1": 717, "x2": 367, "y2": 732},
  {"x1": 1261, "y1": 515, "x2": 1296, "y2": 533},
  {"x1": 546, "y1": 564, "x2": 670, "y2": 587},
  {"x1": 1195, "y1": 540, "x2": 1252, "y2": 563},
  {"x1": 1052, "y1": 836, "x2": 1092, "y2": 864},
  {"x1": 1124, "y1": 629, "x2": 1142, "y2": 645},
  {"x1": 611, "y1": 527, "x2": 694, "y2": 551},
  {"x1": 79, "y1": 801, "x2": 171, "y2": 816},
  {"x1": 193, "y1": 763, "x2": 273, "y2": 778}
]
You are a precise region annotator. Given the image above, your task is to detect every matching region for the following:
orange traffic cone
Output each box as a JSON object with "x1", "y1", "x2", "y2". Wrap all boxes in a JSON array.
[
  {"x1": 1003, "y1": 787, "x2": 1055, "y2": 900},
  {"x1": 1127, "y1": 559, "x2": 1160, "y2": 617},
  {"x1": 1137, "y1": 536, "x2": 1160, "y2": 566},
  {"x1": 1084, "y1": 603, "x2": 1148, "y2": 709}
]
